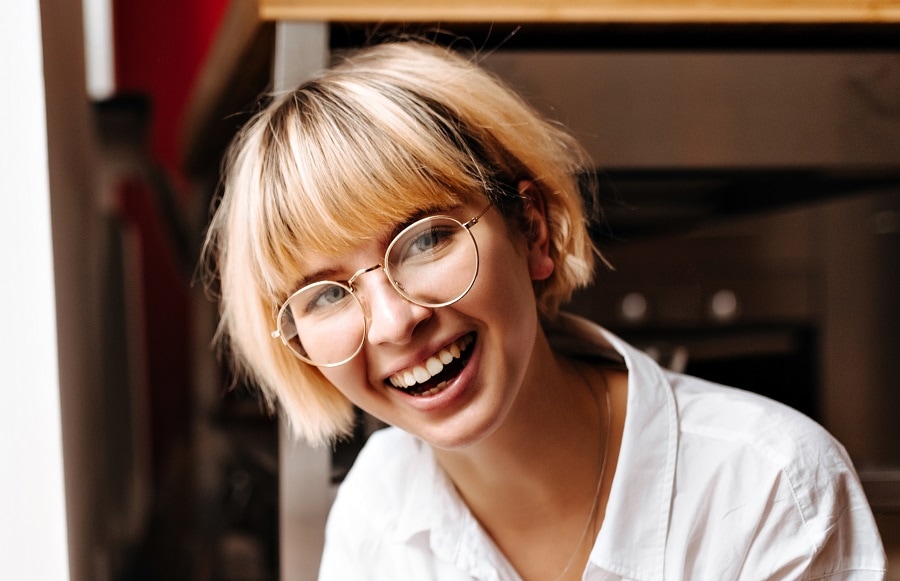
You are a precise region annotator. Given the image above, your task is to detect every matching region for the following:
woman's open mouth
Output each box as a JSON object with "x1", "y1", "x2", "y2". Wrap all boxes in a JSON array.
[{"x1": 387, "y1": 333, "x2": 475, "y2": 397}]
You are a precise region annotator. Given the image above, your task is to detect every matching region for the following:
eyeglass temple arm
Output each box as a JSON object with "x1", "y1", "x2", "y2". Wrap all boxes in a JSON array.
[{"x1": 465, "y1": 202, "x2": 493, "y2": 229}]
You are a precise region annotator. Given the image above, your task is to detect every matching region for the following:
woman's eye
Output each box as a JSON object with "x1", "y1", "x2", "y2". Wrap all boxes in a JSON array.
[
  {"x1": 413, "y1": 230, "x2": 440, "y2": 252},
  {"x1": 306, "y1": 285, "x2": 349, "y2": 313},
  {"x1": 407, "y1": 227, "x2": 453, "y2": 257}
]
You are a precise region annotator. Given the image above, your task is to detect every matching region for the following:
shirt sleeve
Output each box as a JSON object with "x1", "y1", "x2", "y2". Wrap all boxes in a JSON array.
[
  {"x1": 319, "y1": 506, "x2": 364, "y2": 581},
  {"x1": 773, "y1": 437, "x2": 886, "y2": 580},
  {"x1": 317, "y1": 486, "x2": 386, "y2": 580},
  {"x1": 670, "y1": 396, "x2": 887, "y2": 580},
  {"x1": 316, "y1": 428, "x2": 418, "y2": 580},
  {"x1": 315, "y1": 428, "x2": 386, "y2": 579},
  {"x1": 738, "y1": 463, "x2": 887, "y2": 580},
  {"x1": 719, "y1": 430, "x2": 885, "y2": 579},
  {"x1": 317, "y1": 507, "x2": 356, "y2": 581}
]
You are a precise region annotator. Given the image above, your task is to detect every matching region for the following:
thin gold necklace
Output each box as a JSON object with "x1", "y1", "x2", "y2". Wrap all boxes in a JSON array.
[{"x1": 554, "y1": 364, "x2": 612, "y2": 581}]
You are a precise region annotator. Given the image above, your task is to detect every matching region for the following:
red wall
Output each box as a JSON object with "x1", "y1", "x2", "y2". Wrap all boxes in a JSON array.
[
  {"x1": 113, "y1": 0, "x2": 228, "y2": 178},
  {"x1": 111, "y1": 0, "x2": 228, "y2": 482}
]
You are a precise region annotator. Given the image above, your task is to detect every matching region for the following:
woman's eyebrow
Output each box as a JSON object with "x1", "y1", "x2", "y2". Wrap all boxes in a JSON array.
[
  {"x1": 385, "y1": 204, "x2": 454, "y2": 241},
  {"x1": 293, "y1": 267, "x2": 343, "y2": 291}
]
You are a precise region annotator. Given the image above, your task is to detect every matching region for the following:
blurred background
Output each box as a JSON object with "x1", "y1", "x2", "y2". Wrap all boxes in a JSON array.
[{"x1": 4, "y1": 1, "x2": 899, "y2": 580}]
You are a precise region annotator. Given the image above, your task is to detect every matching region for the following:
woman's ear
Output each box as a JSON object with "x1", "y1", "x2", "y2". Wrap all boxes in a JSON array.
[{"x1": 518, "y1": 180, "x2": 555, "y2": 282}]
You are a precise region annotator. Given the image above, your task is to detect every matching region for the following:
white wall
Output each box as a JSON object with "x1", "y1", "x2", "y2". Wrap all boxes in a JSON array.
[
  {"x1": 0, "y1": 0, "x2": 112, "y2": 579},
  {"x1": 0, "y1": 0, "x2": 71, "y2": 579},
  {"x1": 40, "y1": 0, "x2": 113, "y2": 578}
]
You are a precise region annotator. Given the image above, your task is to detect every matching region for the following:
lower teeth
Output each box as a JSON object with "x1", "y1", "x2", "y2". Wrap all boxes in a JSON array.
[{"x1": 417, "y1": 381, "x2": 448, "y2": 397}]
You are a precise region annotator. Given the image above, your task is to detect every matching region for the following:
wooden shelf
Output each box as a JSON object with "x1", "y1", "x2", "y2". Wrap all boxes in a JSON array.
[{"x1": 260, "y1": 0, "x2": 900, "y2": 23}]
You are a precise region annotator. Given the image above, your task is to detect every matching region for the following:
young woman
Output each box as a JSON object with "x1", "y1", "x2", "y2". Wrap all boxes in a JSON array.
[{"x1": 205, "y1": 41, "x2": 886, "y2": 580}]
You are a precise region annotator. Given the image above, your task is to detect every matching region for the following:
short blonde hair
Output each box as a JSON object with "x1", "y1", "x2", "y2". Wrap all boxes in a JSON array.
[{"x1": 205, "y1": 41, "x2": 600, "y2": 446}]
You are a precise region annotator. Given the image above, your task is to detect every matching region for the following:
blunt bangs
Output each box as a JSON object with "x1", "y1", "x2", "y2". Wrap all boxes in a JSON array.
[{"x1": 251, "y1": 78, "x2": 504, "y2": 302}]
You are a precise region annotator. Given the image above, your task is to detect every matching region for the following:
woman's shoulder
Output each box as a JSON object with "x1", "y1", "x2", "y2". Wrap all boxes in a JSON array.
[
  {"x1": 338, "y1": 426, "x2": 423, "y2": 492},
  {"x1": 667, "y1": 371, "x2": 839, "y2": 464},
  {"x1": 328, "y1": 427, "x2": 429, "y2": 528},
  {"x1": 349, "y1": 426, "x2": 423, "y2": 473},
  {"x1": 664, "y1": 372, "x2": 869, "y2": 541},
  {"x1": 320, "y1": 428, "x2": 437, "y2": 576}
]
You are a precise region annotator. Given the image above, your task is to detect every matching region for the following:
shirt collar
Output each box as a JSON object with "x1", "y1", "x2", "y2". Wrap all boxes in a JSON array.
[{"x1": 549, "y1": 313, "x2": 679, "y2": 580}]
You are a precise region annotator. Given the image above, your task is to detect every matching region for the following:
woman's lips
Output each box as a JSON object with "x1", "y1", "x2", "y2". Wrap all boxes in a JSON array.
[{"x1": 387, "y1": 333, "x2": 475, "y2": 396}]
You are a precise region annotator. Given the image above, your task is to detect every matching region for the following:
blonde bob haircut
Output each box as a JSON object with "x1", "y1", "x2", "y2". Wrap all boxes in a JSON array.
[{"x1": 205, "y1": 41, "x2": 602, "y2": 446}]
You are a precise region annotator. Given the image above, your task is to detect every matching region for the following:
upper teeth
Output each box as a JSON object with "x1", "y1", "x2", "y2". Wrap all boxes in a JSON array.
[{"x1": 389, "y1": 335, "x2": 473, "y2": 389}]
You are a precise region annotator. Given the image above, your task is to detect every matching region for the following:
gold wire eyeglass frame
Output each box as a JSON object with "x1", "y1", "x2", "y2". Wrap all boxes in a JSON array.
[{"x1": 271, "y1": 203, "x2": 493, "y2": 367}]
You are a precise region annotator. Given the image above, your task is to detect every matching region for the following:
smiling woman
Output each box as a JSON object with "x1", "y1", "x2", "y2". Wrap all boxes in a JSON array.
[
  {"x1": 204, "y1": 41, "x2": 886, "y2": 580},
  {"x1": 206, "y1": 41, "x2": 595, "y2": 445}
]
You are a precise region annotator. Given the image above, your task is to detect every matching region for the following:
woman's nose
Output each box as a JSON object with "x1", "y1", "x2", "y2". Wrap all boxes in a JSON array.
[{"x1": 360, "y1": 271, "x2": 432, "y2": 346}]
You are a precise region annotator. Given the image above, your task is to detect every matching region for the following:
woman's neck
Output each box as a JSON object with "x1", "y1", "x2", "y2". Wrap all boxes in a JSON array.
[
  {"x1": 435, "y1": 324, "x2": 628, "y2": 579},
  {"x1": 435, "y1": 342, "x2": 600, "y2": 498},
  {"x1": 431, "y1": 331, "x2": 626, "y2": 579}
]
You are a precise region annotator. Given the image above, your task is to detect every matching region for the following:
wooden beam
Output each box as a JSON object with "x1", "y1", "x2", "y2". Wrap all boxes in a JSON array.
[{"x1": 259, "y1": 0, "x2": 900, "y2": 24}]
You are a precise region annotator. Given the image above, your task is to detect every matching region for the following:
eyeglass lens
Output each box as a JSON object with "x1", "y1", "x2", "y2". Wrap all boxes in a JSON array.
[{"x1": 277, "y1": 215, "x2": 479, "y2": 366}]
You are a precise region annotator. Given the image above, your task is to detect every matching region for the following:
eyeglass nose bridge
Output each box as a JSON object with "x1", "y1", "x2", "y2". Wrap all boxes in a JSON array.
[
  {"x1": 346, "y1": 263, "x2": 415, "y2": 311},
  {"x1": 346, "y1": 263, "x2": 384, "y2": 291}
]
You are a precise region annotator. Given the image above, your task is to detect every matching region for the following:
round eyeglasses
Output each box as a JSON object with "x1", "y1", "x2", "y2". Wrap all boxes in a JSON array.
[{"x1": 272, "y1": 204, "x2": 492, "y2": 367}]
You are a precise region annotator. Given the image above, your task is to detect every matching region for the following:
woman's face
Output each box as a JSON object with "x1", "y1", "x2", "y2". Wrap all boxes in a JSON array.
[{"x1": 307, "y1": 195, "x2": 552, "y2": 450}]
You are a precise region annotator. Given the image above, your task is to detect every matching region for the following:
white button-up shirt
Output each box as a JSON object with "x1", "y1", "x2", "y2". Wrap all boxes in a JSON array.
[{"x1": 319, "y1": 314, "x2": 886, "y2": 580}]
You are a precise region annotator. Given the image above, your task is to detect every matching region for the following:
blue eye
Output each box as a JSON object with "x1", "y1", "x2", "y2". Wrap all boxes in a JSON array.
[
  {"x1": 405, "y1": 226, "x2": 454, "y2": 258},
  {"x1": 304, "y1": 284, "x2": 350, "y2": 315}
]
